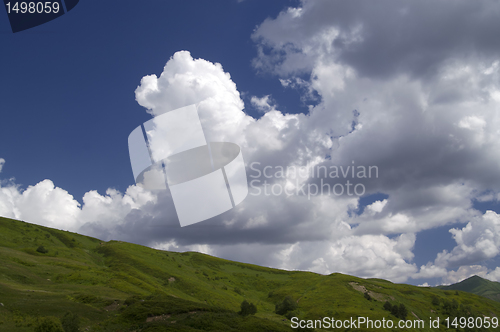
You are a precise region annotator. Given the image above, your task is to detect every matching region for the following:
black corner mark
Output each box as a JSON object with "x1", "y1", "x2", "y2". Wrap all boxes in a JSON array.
[
  {"x1": 64, "y1": 0, "x2": 78, "y2": 12},
  {"x1": 3, "y1": 0, "x2": 80, "y2": 33}
]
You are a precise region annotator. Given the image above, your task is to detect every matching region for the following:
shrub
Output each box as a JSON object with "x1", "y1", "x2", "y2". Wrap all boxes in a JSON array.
[
  {"x1": 285, "y1": 309, "x2": 301, "y2": 320},
  {"x1": 36, "y1": 246, "x2": 49, "y2": 254},
  {"x1": 431, "y1": 296, "x2": 440, "y2": 306},
  {"x1": 390, "y1": 303, "x2": 408, "y2": 320},
  {"x1": 397, "y1": 303, "x2": 408, "y2": 319},
  {"x1": 61, "y1": 312, "x2": 79, "y2": 332},
  {"x1": 364, "y1": 292, "x2": 372, "y2": 301},
  {"x1": 383, "y1": 301, "x2": 392, "y2": 311},
  {"x1": 275, "y1": 296, "x2": 297, "y2": 316},
  {"x1": 234, "y1": 287, "x2": 243, "y2": 295},
  {"x1": 34, "y1": 317, "x2": 64, "y2": 332},
  {"x1": 391, "y1": 304, "x2": 399, "y2": 317},
  {"x1": 239, "y1": 300, "x2": 257, "y2": 316}
]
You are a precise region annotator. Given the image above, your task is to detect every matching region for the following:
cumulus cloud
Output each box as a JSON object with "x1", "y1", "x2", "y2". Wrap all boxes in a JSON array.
[
  {"x1": 438, "y1": 265, "x2": 500, "y2": 284},
  {"x1": 253, "y1": 0, "x2": 500, "y2": 79},
  {"x1": 0, "y1": 158, "x2": 4, "y2": 173},
  {"x1": 0, "y1": 179, "x2": 80, "y2": 230},
  {"x1": 434, "y1": 211, "x2": 500, "y2": 268},
  {"x1": 0, "y1": 171, "x2": 156, "y2": 237},
  {"x1": 251, "y1": 0, "x2": 500, "y2": 267},
  {"x1": 250, "y1": 95, "x2": 277, "y2": 113},
  {"x1": 413, "y1": 211, "x2": 500, "y2": 284}
]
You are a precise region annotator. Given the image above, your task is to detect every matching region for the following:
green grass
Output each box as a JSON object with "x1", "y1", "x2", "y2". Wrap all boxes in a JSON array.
[{"x1": 0, "y1": 216, "x2": 499, "y2": 331}]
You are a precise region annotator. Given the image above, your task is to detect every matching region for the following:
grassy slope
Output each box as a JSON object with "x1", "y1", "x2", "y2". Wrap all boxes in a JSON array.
[
  {"x1": 438, "y1": 275, "x2": 500, "y2": 302},
  {"x1": 0, "y1": 216, "x2": 499, "y2": 331}
]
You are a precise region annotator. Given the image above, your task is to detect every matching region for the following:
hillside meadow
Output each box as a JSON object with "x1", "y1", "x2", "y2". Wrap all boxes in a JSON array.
[{"x1": 0, "y1": 216, "x2": 499, "y2": 331}]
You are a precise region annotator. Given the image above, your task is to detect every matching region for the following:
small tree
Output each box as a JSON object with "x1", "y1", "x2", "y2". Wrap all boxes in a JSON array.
[
  {"x1": 391, "y1": 304, "x2": 400, "y2": 317},
  {"x1": 34, "y1": 317, "x2": 64, "y2": 332},
  {"x1": 397, "y1": 303, "x2": 408, "y2": 319},
  {"x1": 275, "y1": 296, "x2": 297, "y2": 316},
  {"x1": 36, "y1": 245, "x2": 49, "y2": 254},
  {"x1": 61, "y1": 312, "x2": 80, "y2": 332},
  {"x1": 239, "y1": 300, "x2": 257, "y2": 316},
  {"x1": 383, "y1": 301, "x2": 392, "y2": 311}
]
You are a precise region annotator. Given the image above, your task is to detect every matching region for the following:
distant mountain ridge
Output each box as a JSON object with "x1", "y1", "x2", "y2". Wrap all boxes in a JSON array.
[{"x1": 437, "y1": 275, "x2": 500, "y2": 302}]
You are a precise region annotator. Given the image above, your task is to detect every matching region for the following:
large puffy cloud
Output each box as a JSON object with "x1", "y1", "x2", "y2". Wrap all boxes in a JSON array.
[
  {"x1": 0, "y1": 171, "x2": 156, "y2": 237},
  {"x1": 413, "y1": 211, "x2": 500, "y2": 284},
  {"x1": 253, "y1": 0, "x2": 500, "y2": 194},
  {"x1": 435, "y1": 211, "x2": 500, "y2": 268},
  {"x1": 252, "y1": 0, "x2": 500, "y2": 250},
  {"x1": 253, "y1": 0, "x2": 500, "y2": 79},
  {"x1": 134, "y1": 51, "x2": 338, "y2": 176},
  {"x1": 0, "y1": 179, "x2": 80, "y2": 230}
]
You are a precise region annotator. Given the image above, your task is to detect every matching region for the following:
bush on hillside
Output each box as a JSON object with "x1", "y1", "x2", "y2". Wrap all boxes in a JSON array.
[
  {"x1": 275, "y1": 296, "x2": 297, "y2": 316},
  {"x1": 34, "y1": 317, "x2": 64, "y2": 332},
  {"x1": 61, "y1": 312, "x2": 80, "y2": 332},
  {"x1": 36, "y1": 245, "x2": 49, "y2": 254},
  {"x1": 239, "y1": 300, "x2": 257, "y2": 316},
  {"x1": 397, "y1": 303, "x2": 408, "y2": 319},
  {"x1": 383, "y1": 301, "x2": 392, "y2": 311},
  {"x1": 389, "y1": 303, "x2": 408, "y2": 320}
]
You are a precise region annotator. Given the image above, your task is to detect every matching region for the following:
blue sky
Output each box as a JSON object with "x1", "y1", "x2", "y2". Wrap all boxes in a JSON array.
[{"x1": 2, "y1": 0, "x2": 500, "y2": 286}]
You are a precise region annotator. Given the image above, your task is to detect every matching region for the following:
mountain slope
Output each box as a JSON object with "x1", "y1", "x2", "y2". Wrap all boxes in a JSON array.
[
  {"x1": 438, "y1": 275, "x2": 500, "y2": 302},
  {"x1": 0, "y1": 216, "x2": 499, "y2": 331}
]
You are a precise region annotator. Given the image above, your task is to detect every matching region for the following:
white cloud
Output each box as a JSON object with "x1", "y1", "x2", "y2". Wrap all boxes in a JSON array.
[
  {"x1": 364, "y1": 199, "x2": 387, "y2": 214},
  {"x1": 135, "y1": 51, "x2": 243, "y2": 118},
  {"x1": 413, "y1": 210, "x2": 500, "y2": 284},
  {"x1": 413, "y1": 263, "x2": 448, "y2": 280},
  {"x1": 250, "y1": 95, "x2": 277, "y2": 113},
  {"x1": 0, "y1": 158, "x2": 4, "y2": 173},
  {"x1": 484, "y1": 267, "x2": 500, "y2": 282},
  {"x1": 434, "y1": 211, "x2": 500, "y2": 268},
  {"x1": 0, "y1": 173, "x2": 156, "y2": 238},
  {"x1": 0, "y1": 179, "x2": 81, "y2": 231},
  {"x1": 458, "y1": 115, "x2": 486, "y2": 131},
  {"x1": 443, "y1": 265, "x2": 489, "y2": 285},
  {"x1": 438, "y1": 265, "x2": 500, "y2": 284}
]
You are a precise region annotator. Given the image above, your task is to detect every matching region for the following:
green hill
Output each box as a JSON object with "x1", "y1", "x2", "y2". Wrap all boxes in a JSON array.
[
  {"x1": 0, "y1": 216, "x2": 499, "y2": 331},
  {"x1": 438, "y1": 275, "x2": 500, "y2": 302}
]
